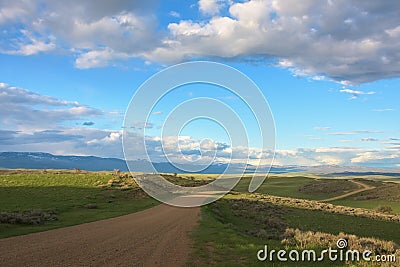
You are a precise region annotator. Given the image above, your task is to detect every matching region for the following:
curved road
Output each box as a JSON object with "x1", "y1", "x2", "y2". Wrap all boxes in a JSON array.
[
  {"x1": 320, "y1": 180, "x2": 376, "y2": 202},
  {"x1": 0, "y1": 204, "x2": 200, "y2": 267}
]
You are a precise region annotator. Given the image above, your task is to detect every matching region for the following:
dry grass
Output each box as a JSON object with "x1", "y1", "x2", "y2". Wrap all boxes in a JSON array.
[
  {"x1": 354, "y1": 183, "x2": 400, "y2": 201},
  {"x1": 0, "y1": 168, "x2": 93, "y2": 175},
  {"x1": 0, "y1": 210, "x2": 57, "y2": 225},
  {"x1": 233, "y1": 193, "x2": 400, "y2": 222},
  {"x1": 282, "y1": 228, "x2": 398, "y2": 254},
  {"x1": 299, "y1": 179, "x2": 359, "y2": 195},
  {"x1": 376, "y1": 206, "x2": 394, "y2": 214},
  {"x1": 94, "y1": 177, "x2": 148, "y2": 199},
  {"x1": 196, "y1": 192, "x2": 400, "y2": 266},
  {"x1": 282, "y1": 228, "x2": 400, "y2": 266},
  {"x1": 225, "y1": 198, "x2": 287, "y2": 239},
  {"x1": 95, "y1": 176, "x2": 137, "y2": 189},
  {"x1": 161, "y1": 174, "x2": 212, "y2": 187}
]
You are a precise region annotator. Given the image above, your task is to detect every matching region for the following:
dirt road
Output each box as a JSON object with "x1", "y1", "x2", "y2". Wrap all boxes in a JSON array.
[
  {"x1": 320, "y1": 180, "x2": 376, "y2": 202},
  {"x1": 0, "y1": 204, "x2": 200, "y2": 267}
]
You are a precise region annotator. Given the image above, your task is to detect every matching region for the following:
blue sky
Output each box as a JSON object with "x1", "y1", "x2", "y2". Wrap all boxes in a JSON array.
[{"x1": 0, "y1": 0, "x2": 399, "y2": 168}]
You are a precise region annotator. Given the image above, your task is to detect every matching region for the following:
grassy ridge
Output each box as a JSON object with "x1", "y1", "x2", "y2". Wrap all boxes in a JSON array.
[
  {"x1": 0, "y1": 171, "x2": 159, "y2": 238},
  {"x1": 0, "y1": 171, "x2": 217, "y2": 238},
  {"x1": 330, "y1": 181, "x2": 400, "y2": 213},
  {"x1": 234, "y1": 176, "x2": 359, "y2": 200},
  {"x1": 191, "y1": 175, "x2": 400, "y2": 266},
  {"x1": 234, "y1": 176, "x2": 400, "y2": 214},
  {"x1": 191, "y1": 194, "x2": 400, "y2": 266}
]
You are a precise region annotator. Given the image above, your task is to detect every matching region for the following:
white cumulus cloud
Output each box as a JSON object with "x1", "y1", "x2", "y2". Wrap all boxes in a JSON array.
[{"x1": 1, "y1": 1, "x2": 400, "y2": 83}]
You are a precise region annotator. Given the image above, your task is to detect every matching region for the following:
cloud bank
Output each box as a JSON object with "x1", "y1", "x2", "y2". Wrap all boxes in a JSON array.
[
  {"x1": 0, "y1": 83, "x2": 398, "y2": 167},
  {"x1": 1, "y1": 1, "x2": 400, "y2": 83},
  {"x1": 0, "y1": 83, "x2": 103, "y2": 131}
]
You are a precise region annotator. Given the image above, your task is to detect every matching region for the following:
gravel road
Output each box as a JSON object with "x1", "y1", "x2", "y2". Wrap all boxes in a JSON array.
[{"x1": 0, "y1": 204, "x2": 200, "y2": 267}]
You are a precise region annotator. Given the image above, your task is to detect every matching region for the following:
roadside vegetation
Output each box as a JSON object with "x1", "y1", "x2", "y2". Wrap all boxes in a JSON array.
[
  {"x1": 0, "y1": 169, "x2": 159, "y2": 238},
  {"x1": 191, "y1": 174, "x2": 400, "y2": 266},
  {"x1": 191, "y1": 193, "x2": 400, "y2": 266},
  {"x1": 0, "y1": 170, "x2": 216, "y2": 238}
]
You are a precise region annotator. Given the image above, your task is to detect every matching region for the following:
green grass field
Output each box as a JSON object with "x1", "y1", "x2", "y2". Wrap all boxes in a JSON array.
[
  {"x1": 234, "y1": 175, "x2": 400, "y2": 215},
  {"x1": 1, "y1": 170, "x2": 399, "y2": 266},
  {"x1": 0, "y1": 170, "x2": 159, "y2": 238},
  {"x1": 328, "y1": 180, "x2": 400, "y2": 213},
  {"x1": 190, "y1": 174, "x2": 400, "y2": 266},
  {"x1": 234, "y1": 176, "x2": 321, "y2": 199},
  {"x1": 234, "y1": 176, "x2": 359, "y2": 200},
  {"x1": 0, "y1": 170, "x2": 218, "y2": 238},
  {"x1": 191, "y1": 193, "x2": 400, "y2": 266}
]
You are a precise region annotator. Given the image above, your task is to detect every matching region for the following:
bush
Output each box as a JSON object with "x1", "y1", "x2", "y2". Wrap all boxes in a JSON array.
[
  {"x1": 246, "y1": 193, "x2": 400, "y2": 223},
  {"x1": 281, "y1": 227, "x2": 399, "y2": 256},
  {"x1": 84, "y1": 203, "x2": 98, "y2": 209},
  {"x1": 299, "y1": 180, "x2": 358, "y2": 194},
  {"x1": 96, "y1": 177, "x2": 138, "y2": 189},
  {"x1": 224, "y1": 198, "x2": 287, "y2": 239},
  {"x1": 0, "y1": 210, "x2": 57, "y2": 225},
  {"x1": 376, "y1": 206, "x2": 393, "y2": 214}
]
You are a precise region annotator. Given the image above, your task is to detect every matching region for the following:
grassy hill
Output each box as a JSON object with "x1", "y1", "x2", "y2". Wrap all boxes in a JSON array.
[
  {"x1": 0, "y1": 169, "x2": 159, "y2": 238},
  {"x1": 1, "y1": 170, "x2": 399, "y2": 266}
]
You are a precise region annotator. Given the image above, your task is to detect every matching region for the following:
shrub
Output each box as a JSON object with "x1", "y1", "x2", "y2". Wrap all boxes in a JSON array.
[
  {"x1": 355, "y1": 183, "x2": 400, "y2": 201},
  {"x1": 0, "y1": 210, "x2": 57, "y2": 225},
  {"x1": 299, "y1": 180, "x2": 359, "y2": 195},
  {"x1": 244, "y1": 193, "x2": 400, "y2": 223},
  {"x1": 223, "y1": 198, "x2": 287, "y2": 239},
  {"x1": 376, "y1": 206, "x2": 393, "y2": 214},
  {"x1": 281, "y1": 227, "x2": 399, "y2": 257},
  {"x1": 84, "y1": 203, "x2": 98, "y2": 209}
]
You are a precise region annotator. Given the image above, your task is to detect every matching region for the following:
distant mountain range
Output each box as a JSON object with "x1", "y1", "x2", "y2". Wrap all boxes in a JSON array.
[
  {"x1": 0, "y1": 152, "x2": 399, "y2": 175},
  {"x1": 0, "y1": 152, "x2": 129, "y2": 172},
  {"x1": 0, "y1": 152, "x2": 293, "y2": 174}
]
